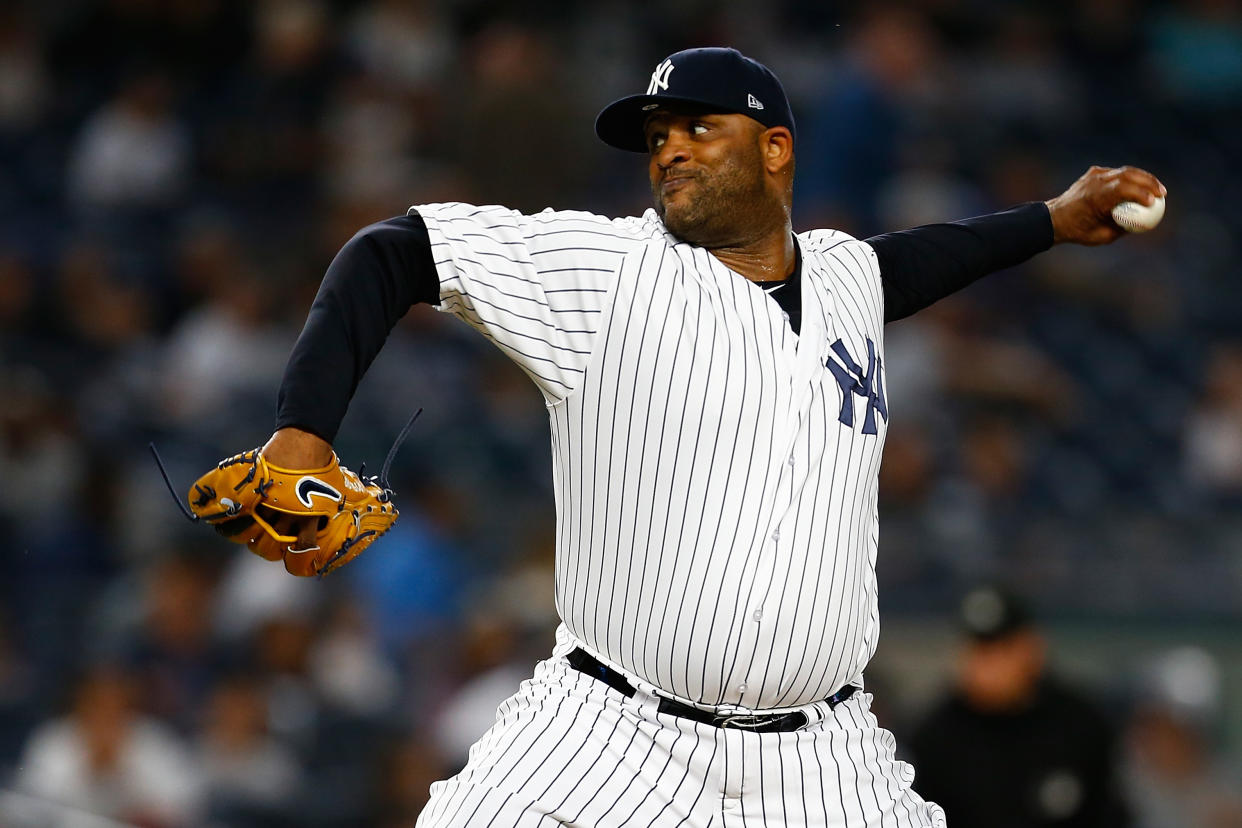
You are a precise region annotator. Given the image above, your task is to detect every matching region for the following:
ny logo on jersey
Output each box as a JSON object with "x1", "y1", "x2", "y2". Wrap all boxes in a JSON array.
[
  {"x1": 825, "y1": 337, "x2": 888, "y2": 435},
  {"x1": 647, "y1": 59, "x2": 674, "y2": 95}
]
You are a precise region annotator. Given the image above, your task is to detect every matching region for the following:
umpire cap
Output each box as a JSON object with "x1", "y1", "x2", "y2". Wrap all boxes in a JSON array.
[
  {"x1": 595, "y1": 47, "x2": 796, "y2": 153},
  {"x1": 958, "y1": 584, "x2": 1033, "y2": 642}
]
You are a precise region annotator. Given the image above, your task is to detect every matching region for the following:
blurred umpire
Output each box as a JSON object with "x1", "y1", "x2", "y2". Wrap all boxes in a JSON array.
[{"x1": 908, "y1": 585, "x2": 1129, "y2": 827}]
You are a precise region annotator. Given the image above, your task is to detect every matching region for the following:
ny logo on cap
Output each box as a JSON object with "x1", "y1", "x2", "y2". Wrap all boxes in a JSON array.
[{"x1": 647, "y1": 59, "x2": 674, "y2": 95}]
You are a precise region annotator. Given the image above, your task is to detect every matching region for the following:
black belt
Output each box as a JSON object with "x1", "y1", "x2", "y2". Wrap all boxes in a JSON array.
[{"x1": 567, "y1": 647, "x2": 856, "y2": 733}]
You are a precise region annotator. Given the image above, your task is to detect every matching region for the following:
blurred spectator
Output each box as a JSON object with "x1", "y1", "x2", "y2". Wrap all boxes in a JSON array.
[
  {"x1": 343, "y1": 0, "x2": 452, "y2": 93},
  {"x1": 250, "y1": 611, "x2": 320, "y2": 752},
  {"x1": 873, "y1": 421, "x2": 946, "y2": 599},
  {"x1": 158, "y1": 265, "x2": 292, "y2": 430},
  {"x1": 308, "y1": 597, "x2": 401, "y2": 719},
  {"x1": 119, "y1": 553, "x2": 229, "y2": 733},
  {"x1": 881, "y1": 298, "x2": 1083, "y2": 578},
  {"x1": 55, "y1": 242, "x2": 155, "y2": 358},
  {"x1": 927, "y1": 300, "x2": 1081, "y2": 424},
  {"x1": 0, "y1": 367, "x2": 119, "y2": 691},
  {"x1": 430, "y1": 534, "x2": 556, "y2": 769},
  {"x1": 965, "y1": 8, "x2": 1083, "y2": 144},
  {"x1": 0, "y1": 367, "x2": 83, "y2": 527},
  {"x1": 66, "y1": 70, "x2": 190, "y2": 211},
  {"x1": 1124, "y1": 647, "x2": 1242, "y2": 828},
  {"x1": 796, "y1": 6, "x2": 944, "y2": 232},
  {"x1": 874, "y1": 162, "x2": 982, "y2": 235},
  {"x1": 198, "y1": 0, "x2": 338, "y2": 224},
  {"x1": 321, "y1": 71, "x2": 423, "y2": 205},
  {"x1": 213, "y1": 549, "x2": 322, "y2": 643},
  {"x1": 454, "y1": 22, "x2": 592, "y2": 211},
  {"x1": 1184, "y1": 343, "x2": 1242, "y2": 497},
  {"x1": 247, "y1": 604, "x2": 395, "y2": 824},
  {"x1": 14, "y1": 664, "x2": 202, "y2": 826},
  {"x1": 431, "y1": 609, "x2": 533, "y2": 771},
  {"x1": 908, "y1": 585, "x2": 1128, "y2": 827},
  {"x1": 198, "y1": 673, "x2": 303, "y2": 827},
  {"x1": 170, "y1": 216, "x2": 249, "y2": 312},
  {"x1": 959, "y1": 415, "x2": 1029, "y2": 502}
]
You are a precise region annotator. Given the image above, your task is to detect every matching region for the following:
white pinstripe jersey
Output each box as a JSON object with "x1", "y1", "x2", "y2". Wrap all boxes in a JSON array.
[{"x1": 417, "y1": 202, "x2": 889, "y2": 712}]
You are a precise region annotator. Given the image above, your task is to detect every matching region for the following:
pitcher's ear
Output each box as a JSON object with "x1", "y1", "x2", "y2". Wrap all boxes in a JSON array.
[{"x1": 762, "y1": 126, "x2": 794, "y2": 174}]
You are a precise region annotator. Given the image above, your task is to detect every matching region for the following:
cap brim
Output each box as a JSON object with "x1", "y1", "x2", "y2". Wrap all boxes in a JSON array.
[{"x1": 594, "y1": 94, "x2": 722, "y2": 153}]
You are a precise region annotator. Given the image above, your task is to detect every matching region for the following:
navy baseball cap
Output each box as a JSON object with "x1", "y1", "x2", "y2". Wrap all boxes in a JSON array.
[{"x1": 595, "y1": 47, "x2": 796, "y2": 153}]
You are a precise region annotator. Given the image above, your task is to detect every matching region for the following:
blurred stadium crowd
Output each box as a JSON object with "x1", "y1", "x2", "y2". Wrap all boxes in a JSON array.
[{"x1": 0, "y1": 0, "x2": 1240, "y2": 825}]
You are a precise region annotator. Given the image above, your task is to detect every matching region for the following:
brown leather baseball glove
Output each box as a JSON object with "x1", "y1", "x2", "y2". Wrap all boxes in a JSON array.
[{"x1": 186, "y1": 448, "x2": 398, "y2": 576}]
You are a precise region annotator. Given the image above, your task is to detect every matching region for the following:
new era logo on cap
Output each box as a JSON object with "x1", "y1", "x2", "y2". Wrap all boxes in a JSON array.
[{"x1": 595, "y1": 47, "x2": 796, "y2": 153}]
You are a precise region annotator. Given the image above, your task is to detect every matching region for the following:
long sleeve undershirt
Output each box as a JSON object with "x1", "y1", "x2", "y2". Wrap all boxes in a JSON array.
[{"x1": 275, "y1": 202, "x2": 1053, "y2": 441}]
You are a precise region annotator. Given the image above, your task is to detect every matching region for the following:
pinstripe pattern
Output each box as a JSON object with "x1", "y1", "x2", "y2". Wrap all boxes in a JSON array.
[
  {"x1": 415, "y1": 203, "x2": 937, "y2": 825},
  {"x1": 421, "y1": 203, "x2": 888, "y2": 710},
  {"x1": 418, "y1": 204, "x2": 653, "y2": 401},
  {"x1": 417, "y1": 630, "x2": 945, "y2": 827}
]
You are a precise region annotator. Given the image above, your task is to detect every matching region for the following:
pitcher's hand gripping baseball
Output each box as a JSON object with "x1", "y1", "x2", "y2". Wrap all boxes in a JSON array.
[{"x1": 1045, "y1": 165, "x2": 1166, "y2": 245}]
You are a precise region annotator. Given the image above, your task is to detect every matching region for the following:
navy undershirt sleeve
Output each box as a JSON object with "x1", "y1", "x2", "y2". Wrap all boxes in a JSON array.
[
  {"x1": 866, "y1": 201, "x2": 1054, "y2": 323},
  {"x1": 275, "y1": 212, "x2": 438, "y2": 442}
]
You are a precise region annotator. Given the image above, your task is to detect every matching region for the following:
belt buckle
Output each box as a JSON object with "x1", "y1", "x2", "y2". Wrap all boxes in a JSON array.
[{"x1": 716, "y1": 712, "x2": 780, "y2": 730}]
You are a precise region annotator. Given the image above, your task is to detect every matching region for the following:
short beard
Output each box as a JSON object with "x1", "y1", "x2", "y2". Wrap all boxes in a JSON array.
[{"x1": 653, "y1": 148, "x2": 769, "y2": 248}]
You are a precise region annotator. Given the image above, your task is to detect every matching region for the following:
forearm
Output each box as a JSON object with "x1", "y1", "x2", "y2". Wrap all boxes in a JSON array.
[
  {"x1": 868, "y1": 202, "x2": 1053, "y2": 323},
  {"x1": 275, "y1": 212, "x2": 438, "y2": 442}
]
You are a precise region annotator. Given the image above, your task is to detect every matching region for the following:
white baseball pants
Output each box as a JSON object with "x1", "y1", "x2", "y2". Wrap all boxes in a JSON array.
[{"x1": 416, "y1": 645, "x2": 946, "y2": 827}]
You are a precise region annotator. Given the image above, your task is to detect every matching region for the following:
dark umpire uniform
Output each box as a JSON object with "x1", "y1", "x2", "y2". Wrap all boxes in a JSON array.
[{"x1": 908, "y1": 586, "x2": 1129, "y2": 828}]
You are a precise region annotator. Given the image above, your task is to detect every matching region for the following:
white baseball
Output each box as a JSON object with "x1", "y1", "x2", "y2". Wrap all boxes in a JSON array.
[{"x1": 1111, "y1": 195, "x2": 1165, "y2": 233}]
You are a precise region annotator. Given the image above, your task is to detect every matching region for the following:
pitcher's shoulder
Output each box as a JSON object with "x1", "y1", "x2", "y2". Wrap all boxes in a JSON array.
[
  {"x1": 798, "y1": 228, "x2": 879, "y2": 277},
  {"x1": 797, "y1": 226, "x2": 863, "y2": 253}
]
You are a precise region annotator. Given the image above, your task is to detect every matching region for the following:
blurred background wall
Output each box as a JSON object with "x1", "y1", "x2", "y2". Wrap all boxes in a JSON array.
[{"x1": 0, "y1": 0, "x2": 1239, "y2": 825}]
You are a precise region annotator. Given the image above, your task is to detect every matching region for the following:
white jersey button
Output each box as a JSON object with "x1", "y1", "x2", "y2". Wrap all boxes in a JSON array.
[{"x1": 753, "y1": 607, "x2": 763, "y2": 622}]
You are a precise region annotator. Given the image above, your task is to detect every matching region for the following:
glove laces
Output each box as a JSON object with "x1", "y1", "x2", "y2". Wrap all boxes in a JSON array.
[
  {"x1": 149, "y1": 407, "x2": 423, "y2": 527},
  {"x1": 371, "y1": 406, "x2": 422, "y2": 500},
  {"x1": 149, "y1": 443, "x2": 201, "y2": 523}
]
